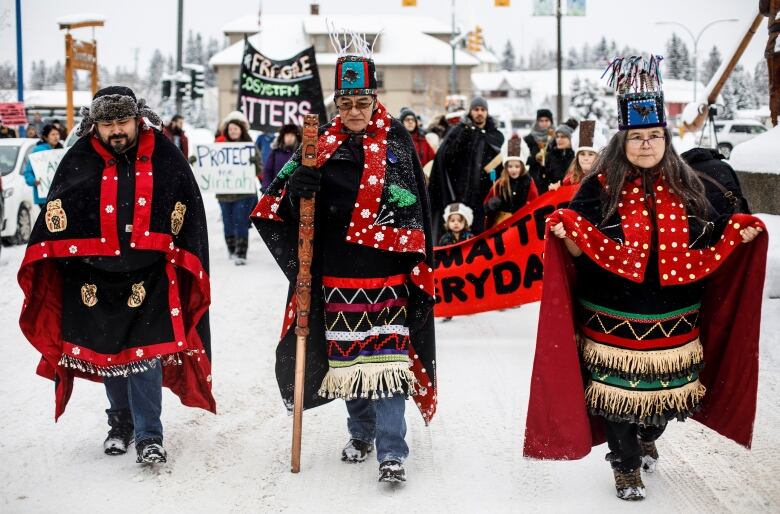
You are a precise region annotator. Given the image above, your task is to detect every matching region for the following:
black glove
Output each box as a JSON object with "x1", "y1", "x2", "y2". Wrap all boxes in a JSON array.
[
  {"x1": 287, "y1": 165, "x2": 320, "y2": 199},
  {"x1": 485, "y1": 196, "x2": 502, "y2": 213},
  {"x1": 188, "y1": 155, "x2": 197, "y2": 165}
]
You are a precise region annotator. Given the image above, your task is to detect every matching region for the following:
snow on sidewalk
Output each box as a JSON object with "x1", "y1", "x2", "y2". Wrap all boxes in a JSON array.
[{"x1": 1, "y1": 204, "x2": 778, "y2": 513}]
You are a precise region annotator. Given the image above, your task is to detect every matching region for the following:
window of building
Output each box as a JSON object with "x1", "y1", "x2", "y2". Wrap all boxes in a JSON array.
[{"x1": 375, "y1": 70, "x2": 385, "y2": 91}]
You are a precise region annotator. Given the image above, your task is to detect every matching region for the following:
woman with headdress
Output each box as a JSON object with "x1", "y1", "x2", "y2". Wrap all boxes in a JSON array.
[
  {"x1": 524, "y1": 55, "x2": 767, "y2": 501},
  {"x1": 251, "y1": 26, "x2": 436, "y2": 483},
  {"x1": 483, "y1": 134, "x2": 538, "y2": 229},
  {"x1": 549, "y1": 120, "x2": 606, "y2": 191}
]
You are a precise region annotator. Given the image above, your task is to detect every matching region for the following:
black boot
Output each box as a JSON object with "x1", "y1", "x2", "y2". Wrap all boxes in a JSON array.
[
  {"x1": 225, "y1": 236, "x2": 236, "y2": 259},
  {"x1": 378, "y1": 460, "x2": 406, "y2": 483},
  {"x1": 136, "y1": 437, "x2": 167, "y2": 464},
  {"x1": 613, "y1": 467, "x2": 645, "y2": 501},
  {"x1": 104, "y1": 409, "x2": 134, "y2": 455},
  {"x1": 234, "y1": 238, "x2": 248, "y2": 266},
  {"x1": 341, "y1": 438, "x2": 374, "y2": 463}
]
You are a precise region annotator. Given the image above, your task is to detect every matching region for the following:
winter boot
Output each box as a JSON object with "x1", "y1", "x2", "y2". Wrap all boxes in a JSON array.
[
  {"x1": 640, "y1": 439, "x2": 659, "y2": 473},
  {"x1": 104, "y1": 409, "x2": 134, "y2": 455},
  {"x1": 378, "y1": 460, "x2": 406, "y2": 483},
  {"x1": 613, "y1": 467, "x2": 646, "y2": 501},
  {"x1": 234, "y1": 238, "x2": 248, "y2": 266},
  {"x1": 225, "y1": 236, "x2": 236, "y2": 259},
  {"x1": 604, "y1": 451, "x2": 621, "y2": 463},
  {"x1": 136, "y1": 438, "x2": 167, "y2": 464},
  {"x1": 341, "y1": 438, "x2": 374, "y2": 463}
]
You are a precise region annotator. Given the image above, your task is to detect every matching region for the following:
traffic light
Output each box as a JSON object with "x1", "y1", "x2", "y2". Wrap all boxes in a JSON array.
[
  {"x1": 184, "y1": 64, "x2": 205, "y2": 99},
  {"x1": 162, "y1": 78, "x2": 172, "y2": 99},
  {"x1": 467, "y1": 26, "x2": 484, "y2": 53}
]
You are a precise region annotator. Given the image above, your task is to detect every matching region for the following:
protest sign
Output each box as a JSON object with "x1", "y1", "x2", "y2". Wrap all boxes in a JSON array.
[
  {"x1": 28, "y1": 148, "x2": 67, "y2": 198},
  {"x1": 190, "y1": 142, "x2": 258, "y2": 194}
]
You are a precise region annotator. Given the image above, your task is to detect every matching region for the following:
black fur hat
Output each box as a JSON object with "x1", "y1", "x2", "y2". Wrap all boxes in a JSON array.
[{"x1": 77, "y1": 86, "x2": 162, "y2": 137}]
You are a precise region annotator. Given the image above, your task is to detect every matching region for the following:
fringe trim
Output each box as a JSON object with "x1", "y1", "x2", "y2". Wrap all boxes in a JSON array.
[
  {"x1": 581, "y1": 337, "x2": 703, "y2": 378},
  {"x1": 586, "y1": 379, "x2": 706, "y2": 421},
  {"x1": 58, "y1": 352, "x2": 185, "y2": 378},
  {"x1": 318, "y1": 361, "x2": 418, "y2": 400}
]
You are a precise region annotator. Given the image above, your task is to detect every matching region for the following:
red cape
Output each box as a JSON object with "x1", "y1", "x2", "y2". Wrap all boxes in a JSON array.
[{"x1": 524, "y1": 215, "x2": 767, "y2": 459}]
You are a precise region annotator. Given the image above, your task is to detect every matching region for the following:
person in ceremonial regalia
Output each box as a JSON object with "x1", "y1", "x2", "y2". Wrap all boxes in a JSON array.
[
  {"x1": 483, "y1": 134, "x2": 538, "y2": 229},
  {"x1": 18, "y1": 86, "x2": 215, "y2": 465},
  {"x1": 523, "y1": 56, "x2": 767, "y2": 501},
  {"x1": 251, "y1": 28, "x2": 436, "y2": 483}
]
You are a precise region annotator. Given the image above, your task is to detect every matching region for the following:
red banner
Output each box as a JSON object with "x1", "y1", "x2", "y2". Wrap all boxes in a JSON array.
[
  {"x1": 433, "y1": 186, "x2": 576, "y2": 317},
  {"x1": 0, "y1": 102, "x2": 27, "y2": 125}
]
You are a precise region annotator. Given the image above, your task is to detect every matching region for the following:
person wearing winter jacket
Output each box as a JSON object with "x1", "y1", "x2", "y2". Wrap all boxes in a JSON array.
[
  {"x1": 400, "y1": 107, "x2": 435, "y2": 168},
  {"x1": 549, "y1": 120, "x2": 605, "y2": 190},
  {"x1": 162, "y1": 114, "x2": 189, "y2": 157},
  {"x1": 23, "y1": 124, "x2": 64, "y2": 207},
  {"x1": 263, "y1": 124, "x2": 301, "y2": 192},
  {"x1": 539, "y1": 119, "x2": 577, "y2": 193},
  {"x1": 681, "y1": 147, "x2": 750, "y2": 215},
  {"x1": 523, "y1": 108, "x2": 555, "y2": 190},
  {"x1": 215, "y1": 111, "x2": 261, "y2": 265},
  {"x1": 483, "y1": 134, "x2": 538, "y2": 229}
]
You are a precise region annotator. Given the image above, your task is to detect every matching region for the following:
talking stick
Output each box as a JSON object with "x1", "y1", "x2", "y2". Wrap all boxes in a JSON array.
[{"x1": 291, "y1": 113, "x2": 319, "y2": 473}]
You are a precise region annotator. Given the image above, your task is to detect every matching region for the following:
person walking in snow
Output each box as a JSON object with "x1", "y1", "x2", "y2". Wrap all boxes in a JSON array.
[
  {"x1": 427, "y1": 96, "x2": 504, "y2": 239},
  {"x1": 438, "y1": 202, "x2": 475, "y2": 245},
  {"x1": 538, "y1": 118, "x2": 577, "y2": 193},
  {"x1": 24, "y1": 124, "x2": 64, "y2": 211},
  {"x1": 215, "y1": 111, "x2": 261, "y2": 265},
  {"x1": 523, "y1": 108, "x2": 555, "y2": 190},
  {"x1": 400, "y1": 107, "x2": 436, "y2": 168},
  {"x1": 252, "y1": 29, "x2": 437, "y2": 483},
  {"x1": 162, "y1": 114, "x2": 189, "y2": 158},
  {"x1": 524, "y1": 55, "x2": 768, "y2": 501},
  {"x1": 263, "y1": 123, "x2": 301, "y2": 192},
  {"x1": 483, "y1": 134, "x2": 538, "y2": 229},
  {"x1": 548, "y1": 119, "x2": 605, "y2": 191},
  {"x1": 17, "y1": 86, "x2": 216, "y2": 465}
]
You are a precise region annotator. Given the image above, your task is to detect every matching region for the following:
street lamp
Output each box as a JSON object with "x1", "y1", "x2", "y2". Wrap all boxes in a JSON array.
[{"x1": 656, "y1": 18, "x2": 738, "y2": 101}]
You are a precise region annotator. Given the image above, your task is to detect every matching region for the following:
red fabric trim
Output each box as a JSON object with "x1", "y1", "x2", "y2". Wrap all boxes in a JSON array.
[
  {"x1": 324, "y1": 297, "x2": 408, "y2": 313},
  {"x1": 579, "y1": 326, "x2": 699, "y2": 350},
  {"x1": 408, "y1": 342, "x2": 436, "y2": 425},
  {"x1": 322, "y1": 274, "x2": 409, "y2": 289}
]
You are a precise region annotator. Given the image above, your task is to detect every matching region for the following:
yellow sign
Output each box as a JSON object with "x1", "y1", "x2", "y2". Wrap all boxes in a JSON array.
[
  {"x1": 495, "y1": 0, "x2": 510, "y2": 6},
  {"x1": 402, "y1": 0, "x2": 417, "y2": 6}
]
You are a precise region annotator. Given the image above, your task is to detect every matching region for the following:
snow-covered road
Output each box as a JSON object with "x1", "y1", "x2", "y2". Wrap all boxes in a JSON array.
[{"x1": 1, "y1": 200, "x2": 778, "y2": 514}]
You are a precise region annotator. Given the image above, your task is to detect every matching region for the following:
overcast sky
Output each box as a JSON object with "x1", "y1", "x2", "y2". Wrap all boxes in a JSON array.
[{"x1": 0, "y1": 0, "x2": 768, "y2": 81}]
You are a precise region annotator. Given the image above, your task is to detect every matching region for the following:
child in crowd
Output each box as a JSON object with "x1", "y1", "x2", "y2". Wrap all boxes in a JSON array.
[
  {"x1": 484, "y1": 134, "x2": 538, "y2": 229},
  {"x1": 438, "y1": 203, "x2": 475, "y2": 246},
  {"x1": 551, "y1": 120, "x2": 605, "y2": 190}
]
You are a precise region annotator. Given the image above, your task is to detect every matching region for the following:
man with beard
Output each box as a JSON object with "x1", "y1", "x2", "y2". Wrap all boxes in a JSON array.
[
  {"x1": 18, "y1": 86, "x2": 215, "y2": 465},
  {"x1": 163, "y1": 114, "x2": 189, "y2": 157},
  {"x1": 428, "y1": 96, "x2": 504, "y2": 238}
]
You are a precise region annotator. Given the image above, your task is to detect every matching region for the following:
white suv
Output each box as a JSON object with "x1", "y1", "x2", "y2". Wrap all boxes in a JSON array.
[
  {"x1": 0, "y1": 138, "x2": 38, "y2": 246},
  {"x1": 702, "y1": 119, "x2": 767, "y2": 159}
]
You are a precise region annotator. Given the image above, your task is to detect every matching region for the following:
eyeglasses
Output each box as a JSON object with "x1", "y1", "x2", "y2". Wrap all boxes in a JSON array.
[
  {"x1": 336, "y1": 99, "x2": 374, "y2": 111},
  {"x1": 626, "y1": 135, "x2": 665, "y2": 146}
]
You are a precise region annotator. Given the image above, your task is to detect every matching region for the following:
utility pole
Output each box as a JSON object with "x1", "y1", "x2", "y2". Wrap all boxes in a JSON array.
[
  {"x1": 176, "y1": 0, "x2": 184, "y2": 114},
  {"x1": 556, "y1": 0, "x2": 562, "y2": 123},
  {"x1": 15, "y1": 0, "x2": 23, "y2": 102},
  {"x1": 450, "y1": 0, "x2": 456, "y2": 95}
]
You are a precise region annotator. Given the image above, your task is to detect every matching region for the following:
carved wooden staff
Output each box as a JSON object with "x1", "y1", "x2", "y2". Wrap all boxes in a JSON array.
[{"x1": 291, "y1": 113, "x2": 319, "y2": 473}]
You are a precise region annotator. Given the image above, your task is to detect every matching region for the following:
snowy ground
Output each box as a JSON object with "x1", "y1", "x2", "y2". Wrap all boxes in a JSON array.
[{"x1": 1, "y1": 199, "x2": 779, "y2": 514}]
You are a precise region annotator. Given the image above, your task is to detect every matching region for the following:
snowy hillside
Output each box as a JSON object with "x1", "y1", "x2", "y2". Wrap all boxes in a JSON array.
[{"x1": 1, "y1": 200, "x2": 778, "y2": 513}]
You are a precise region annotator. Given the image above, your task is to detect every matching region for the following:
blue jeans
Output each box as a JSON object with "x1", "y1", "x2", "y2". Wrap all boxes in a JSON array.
[
  {"x1": 219, "y1": 196, "x2": 256, "y2": 241},
  {"x1": 104, "y1": 361, "x2": 163, "y2": 443},
  {"x1": 346, "y1": 395, "x2": 408, "y2": 463}
]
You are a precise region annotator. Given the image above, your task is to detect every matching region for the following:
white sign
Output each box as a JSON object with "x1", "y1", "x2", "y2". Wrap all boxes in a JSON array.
[
  {"x1": 191, "y1": 143, "x2": 258, "y2": 194},
  {"x1": 28, "y1": 148, "x2": 67, "y2": 198}
]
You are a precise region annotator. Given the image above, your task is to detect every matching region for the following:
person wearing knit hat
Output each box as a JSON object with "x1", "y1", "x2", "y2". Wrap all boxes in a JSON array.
[
  {"x1": 252, "y1": 26, "x2": 437, "y2": 484},
  {"x1": 483, "y1": 134, "x2": 538, "y2": 229},
  {"x1": 549, "y1": 120, "x2": 607, "y2": 190},
  {"x1": 400, "y1": 107, "x2": 435, "y2": 168},
  {"x1": 525, "y1": 54, "x2": 767, "y2": 503},
  {"x1": 539, "y1": 118, "x2": 577, "y2": 193},
  {"x1": 18, "y1": 85, "x2": 215, "y2": 466},
  {"x1": 438, "y1": 202, "x2": 475, "y2": 245},
  {"x1": 523, "y1": 108, "x2": 556, "y2": 191},
  {"x1": 263, "y1": 124, "x2": 301, "y2": 192},
  {"x1": 428, "y1": 94, "x2": 504, "y2": 239}
]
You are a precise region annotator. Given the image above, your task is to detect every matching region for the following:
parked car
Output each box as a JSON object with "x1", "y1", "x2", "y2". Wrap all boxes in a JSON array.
[
  {"x1": 0, "y1": 138, "x2": 38, "y2": 246},
  {"x1": 701, "y1": 119, "x2": 768, "y2": 159}
]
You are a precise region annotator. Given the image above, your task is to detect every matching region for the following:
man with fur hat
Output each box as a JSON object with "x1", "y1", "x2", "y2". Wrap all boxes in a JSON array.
[
  {"x1": 523, "y1": 108, "x2": 555, "y2": 190},
  {"x1": 17, "y1": 86, "x2": 215, "y2": 465},
  {"x1": 251, "y1": 28, "x2": 437, "y2": 483},
  {"x1": 428, "y1": 95, "x2": 504, "y2": 239}
]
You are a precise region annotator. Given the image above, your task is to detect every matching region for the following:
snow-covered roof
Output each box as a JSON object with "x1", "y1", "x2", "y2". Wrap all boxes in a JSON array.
[
  {"x1": 211, "y1": 15, "x2": 479, "y2": 67},
  {"x1": 221, "y1": 14, "x2": 452, "y2": 36},
  {"x1": 473, "y1": 69, "x2": 608, "y2": 97},
  {"x1": 0, "y1": 89, "x2": 93, "y2": 108},
  {"x1": 661, "y1": 79, "x2": 707, "y2": 104},
  {"x1": 728, "y1": 125, "x2": 780, "y2": 173},
  {"x1": 470, "y1": 49, "x2": 500, "y2": 65},
  {"x1": 56, "y1": 13, "x2": 106, "y2": 27}
]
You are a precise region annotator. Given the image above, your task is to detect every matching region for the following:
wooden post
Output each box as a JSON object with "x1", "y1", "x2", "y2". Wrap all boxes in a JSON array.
[
  {"x1": 65, "y1": 32, "x2": 74, "y2": 133},
  {"x1": 291, "y1": 113, "x2": 319, "y2": 473}
]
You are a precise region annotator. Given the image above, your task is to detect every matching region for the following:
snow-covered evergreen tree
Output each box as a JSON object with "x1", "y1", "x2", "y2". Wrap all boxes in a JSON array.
[
  {"x1": 30, "y1": 61, "x2": 45, "y2": 89},
  {"x1": 204, "y1": 37, "x2": 222, "y2": 87},
  {"x1": 593, "y1": 36, "x2": 610, "y2": 67},
  {"x1": 665, "y1": 33, "x2": 692, "y2": 80},
  {"x1": 568, "y1": 77, "x2": 616, "y2": 127},
  {"x1": 501, "y1": 39, "x2": 516, "y2": 71},
  {"x1": 753, "y1": 59, "x2": 769, "y2": 103},
  {"x1": 566, "y1": 47, "x2": 579, "y2": 69},
  {"x1": 0, "y1": 62, "x2": 16, "y2": 89},
  {"x1": 721, "y1": 65, "x2": 758, "y2": 119},
  {"x1": 700, "y1": 45, "x2": 722, "y2": 86}
]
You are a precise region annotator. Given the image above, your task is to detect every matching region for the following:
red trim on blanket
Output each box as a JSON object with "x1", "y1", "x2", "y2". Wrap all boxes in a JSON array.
[
  {"x1": 324, "y1": 297, "x2": 408, "y2": 313},
  {"x1": 579, "y1": 326, "x2": 700, "y2": 350},
  {"x1": 322, "y1": 274, "x2": 409, "y2": 289},
  {"x1": 408, "y1": 342, "x2": 436, "y2": 425}
]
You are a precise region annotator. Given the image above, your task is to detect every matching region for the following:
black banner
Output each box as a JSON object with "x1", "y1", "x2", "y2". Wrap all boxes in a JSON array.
[{"x1": 237, "y1": 40, "x2": 327, "y2": 132}]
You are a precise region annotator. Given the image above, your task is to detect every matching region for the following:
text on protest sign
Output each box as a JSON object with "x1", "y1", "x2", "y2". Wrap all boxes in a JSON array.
[
  {"x1": 238, "y1": 42, "x2": 327, "y2": 132},
  {"x1": 28, "y1": 148, "x2": 67, "y2": 198},
  {"x1": 0, "y1": 102, "x2": 28, "y2": 125},
  {"x1": 191, "y1": 143, "x2": 258, "y2": 194},
  {"x1": 433, "y1": 187, "x2": 575, "y2": 317}
]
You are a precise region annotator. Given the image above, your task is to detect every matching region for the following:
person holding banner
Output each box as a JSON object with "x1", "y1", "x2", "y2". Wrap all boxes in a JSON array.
[
  {"x1": 24, "y1": 124, "x2": 63, "y2": 209},
  {"x1": 251, "y1": 28, "x2": 436, "y2": 483},
  {"x1": 483, "y1": 134, "x2": 538, "y2": 229},
  {"x1": 524, "y1": 55, "x2": 767, "y2": 501},
  {"x1": 215, "y1": 111, "x2": 261, "y2": 266},
  {"x1": 17, "y1": 86, "x2": 215, "y2": 466}
]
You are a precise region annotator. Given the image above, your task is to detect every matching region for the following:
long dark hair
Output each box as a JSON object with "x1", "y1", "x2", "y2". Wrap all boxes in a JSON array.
[
  {"x1": 586, "y1": 128, "x2": 709, "y2": 224},
  {"x1": 224, "y1": 120, "x2": 252, "y2": 143}
]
